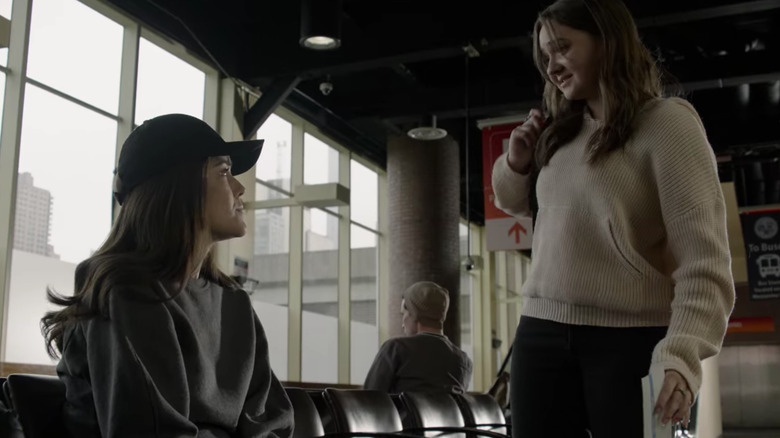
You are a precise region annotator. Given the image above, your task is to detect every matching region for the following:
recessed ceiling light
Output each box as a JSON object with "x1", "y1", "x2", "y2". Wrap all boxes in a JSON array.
[{"x1": 302, "y1": 35, "x2": 340, "y2": 50}]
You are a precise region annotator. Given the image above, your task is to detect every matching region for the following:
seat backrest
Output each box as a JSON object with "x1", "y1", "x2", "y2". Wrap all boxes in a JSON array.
[
  {"x1": 285, "y1": 387, "x2": 325, "y2": 438},
  {"x1": 454, "y1": 393, "x2": 507, "y2": 435},
  {"x1": 6, "y1": 373, "x2": 67, "y2": 438},
  {"x1": 0, "y1": 377, "x2": 8, "y2": 408},
  {"x1": 0, "y1": 377, "x2": 14, "y2": 409},
  {"x1": 390, "y1": 394, "x2": 408, "y2": 428},
  {"x1": 324, "y1": 389, "x2": 403, "y2": 434},
  {"x1": 307, "y1": 389, "x2": 338, "y2": 434},
  {"x1": 400, "y1": 392, "x2": 466, "y2": 438}
]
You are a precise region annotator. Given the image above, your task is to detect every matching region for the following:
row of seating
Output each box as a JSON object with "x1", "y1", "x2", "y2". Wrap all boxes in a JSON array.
[
  {"x1": 290, "y1": 387, "x2": 508, "y2": 438},
  {"x1": 2, "y1": 374, "x2": 509, "y2": 438}
]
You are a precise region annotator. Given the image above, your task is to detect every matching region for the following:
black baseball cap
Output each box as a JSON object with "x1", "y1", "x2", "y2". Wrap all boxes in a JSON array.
[{"x1": 113, "y1": 114, "x2": 263, "y2": 205}]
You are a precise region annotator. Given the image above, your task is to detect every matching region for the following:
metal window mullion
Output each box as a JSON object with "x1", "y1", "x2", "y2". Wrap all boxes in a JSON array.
[
  {"x1": 244, "y1": 199, "x2": 297, "y2": 210},
  {"x1": 25, "y1": 77, "x2": 119, "y2": 122},
  {"x1": 0, "y1": 0, "x2": 33, "y2": 362},
  {"x1": 469, "y1": 224, "x2": 485, "y2": 391},
  {"x1": 203, "y1": 64, "x2": 220, "y2": 132},
  {"x1": 495, "y1": 252, "x2": 509, "y2": 374},
  {"x1": 349, "y1": 219, "x2": 380, "y2": 236},
  {"x1": 112, "y1": 22, "x2": 139, "y2": 221},
  {"x1": 337, "y1": 152, "x2": 350, "y2": 384},
  {"x1": 377, "y1": 171, "x2": 389, "y2": 344},
  {"x1": 255, "y1": 178, "x2": 294, "y2": 198},
  {"x1": 212, "y1": 78, "x2": 240, "y2": 271},
  {"x1": 287, "y1": 121, "x2": 304, "y2": 382},
  {"x1": 480, "y1": 234, "x2": 496, "y2": 390}
]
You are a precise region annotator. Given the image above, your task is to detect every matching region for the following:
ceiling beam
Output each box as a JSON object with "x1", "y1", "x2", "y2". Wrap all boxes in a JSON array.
[
  {"x1": 249, "y1": 36, "x2": 530, "y2": 81},
  {"x1": 243, "y1": 76, "x2": 301, "y2": 140},
  {"x1": 329, "y1": 50, "x2": 779, "y2": 122},
  {"x1": 381, "y1": 70, "x2": 780, "y2": 124},
  {"x1": 382, "y1": 100, "x2": 541, "y2": 125},
  {"x1": 636, "y1": 0, "x2": 780, "y2": 28}
]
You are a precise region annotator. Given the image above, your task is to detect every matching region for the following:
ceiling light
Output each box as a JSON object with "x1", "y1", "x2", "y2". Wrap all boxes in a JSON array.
[
  {"x1": 407, "y1": 115, "x2": 448, "y2": 141},
  {"x1": 302, "y1": 36, "x2": 339, "y2": 50},
  {"x1": 300, "y1": 0, "x2": 342, "y2": 51}
]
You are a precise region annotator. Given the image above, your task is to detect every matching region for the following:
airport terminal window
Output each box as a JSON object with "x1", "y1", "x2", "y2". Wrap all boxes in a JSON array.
[
  {"x1": 26, "y1": 0, "x2": 122, "y2": 114},
  {"x1": 350, "y1": 225, "x2": 378, "y2": 384},
  {"x1": 135, "y1": 37, "x2": 205, "y2": 123},
  {"x1": 255, "y1": 113, "x2": 292, "y2": 198},
  {"x1": 6, "y1": 84, "x2": 117, "y2": 364},
  {"x1": 0, "y1": 1, "x2": 212, "y2": 368},
  {"x1": 302, "y1": 206, "x2": 340, "y2": 383}
]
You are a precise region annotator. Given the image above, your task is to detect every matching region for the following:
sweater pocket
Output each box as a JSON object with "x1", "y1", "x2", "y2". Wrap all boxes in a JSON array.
[{"x1": 606, "y1": 219, "x2": 668, "y2": 282}]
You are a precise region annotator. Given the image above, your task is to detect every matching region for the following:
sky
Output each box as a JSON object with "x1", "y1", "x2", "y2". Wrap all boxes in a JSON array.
[{"x1": 8, "y1": 0, "x2": 379, "y2": 264}]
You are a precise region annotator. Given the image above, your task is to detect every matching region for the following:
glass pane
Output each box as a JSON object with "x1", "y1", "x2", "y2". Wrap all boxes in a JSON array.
[
  {"x1": 256, "y1": 183, "x2": 289, "y2": 202},
  {"x1": 26, "y1": 0, "x2": 123, "y2": 113},
  {"x1": 135, "y1": 37, "x2": 205, "y2": 123},
  {"x1": 250, "y1": 207, "x2": 290, "y2": 380},
  {"x1": 255, "y1": 114, "x2": 292, "y2": 197},
  {"x1": 304, "y1": 133, "x2": 339, "y2": 185},
  {"x1": 0, "y1": 0, "x2": 11, "y2": 19},
  {"x1": 6, "y1": 84, "x2": 117, "y2": 364},
  {"x1": 350, "y1": 225, "x2": 378, "y2": 385},
  {"x1": 350, "y1": 160, "x2": 378, "y2": 229},
  {"x1": 0, "y1": 0, "x2": 11, "y2": 66},
  {"x1": 459, "y1": 223, "x2": 468, "y2": 254},
  {"x1": 302, "y1": 207, "x2": 339, "y2": 383}
]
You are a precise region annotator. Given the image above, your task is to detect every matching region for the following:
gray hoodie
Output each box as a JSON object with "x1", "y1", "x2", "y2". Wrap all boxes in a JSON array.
[{"x1": 56, "y1": 278, "x2": 293, "y2": 438}]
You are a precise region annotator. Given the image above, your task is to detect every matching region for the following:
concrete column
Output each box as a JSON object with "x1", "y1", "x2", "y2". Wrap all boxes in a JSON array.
[{"x1": 387, "y1": 134, "x2": 461, "y2": 345}]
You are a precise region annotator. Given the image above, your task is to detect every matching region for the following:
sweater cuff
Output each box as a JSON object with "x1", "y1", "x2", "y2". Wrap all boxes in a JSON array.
[
  {"x1": 491, "y1": 153, "x2": 532, "y2": 217},
  {"x1": 651, "y1": 339, "x2": 703, "y2": 397}
]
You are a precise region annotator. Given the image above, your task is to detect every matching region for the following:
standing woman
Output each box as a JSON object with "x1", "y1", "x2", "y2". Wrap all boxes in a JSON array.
[
  {"x1": 492, "y1": 0, "x2": 735, "y2": 436},
  {"x1": 42, "y1": 114, "x2": 294, "y2": 438}
]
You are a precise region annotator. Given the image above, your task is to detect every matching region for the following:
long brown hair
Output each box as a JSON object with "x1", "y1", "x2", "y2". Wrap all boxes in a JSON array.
[
  {"x1": 41, "y1": 160, "x2": 238, "y2": 358},
  {"x1": 532, "y1": 0, "x2": 664, "y2": 166}
]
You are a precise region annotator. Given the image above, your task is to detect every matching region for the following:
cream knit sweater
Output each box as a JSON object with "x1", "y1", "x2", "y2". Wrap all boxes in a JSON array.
[{"x1": 492, "y1": 97, "x2": 735, "y2": 393}]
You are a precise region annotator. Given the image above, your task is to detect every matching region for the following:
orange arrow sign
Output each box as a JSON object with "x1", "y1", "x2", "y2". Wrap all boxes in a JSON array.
[{"x1": 508, "y1": 222, "x2": 527, "y2": 244}]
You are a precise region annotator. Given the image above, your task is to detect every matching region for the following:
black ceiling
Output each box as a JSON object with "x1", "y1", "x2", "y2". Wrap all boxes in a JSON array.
[{"x1": 107, "y1": 0, "x2": 780, "y2": 224}]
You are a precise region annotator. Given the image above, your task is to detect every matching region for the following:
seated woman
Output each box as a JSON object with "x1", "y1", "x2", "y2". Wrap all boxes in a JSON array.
[{"x1": 41, "y1": 114, "x2": 293, "y2": 438}]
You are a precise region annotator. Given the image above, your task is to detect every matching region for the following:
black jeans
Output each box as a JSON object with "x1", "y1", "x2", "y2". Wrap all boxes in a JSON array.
[{"x1": 510, "y1": 316, "x2": 667, "y2": 438}]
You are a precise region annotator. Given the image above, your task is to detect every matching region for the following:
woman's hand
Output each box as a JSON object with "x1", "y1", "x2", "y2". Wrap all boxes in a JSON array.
[
  {"x1": 507, "y1": 109, "x2": 545, "y2": 175},
  {"x1": 654, "y1": 369, "x2": 693, "y2": 427}
]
